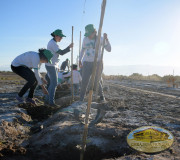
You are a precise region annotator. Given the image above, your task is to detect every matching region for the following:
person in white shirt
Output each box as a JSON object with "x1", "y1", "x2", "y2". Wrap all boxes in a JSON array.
[
  {"x1": 64, "y1": 64, "x2": 82, "y2": 95},
  {"x1": 45, "y1": 29, "x2": 73, "y2": 107},
  {"x1": 79, "y1": 24, "x2": 111, "y2": 102},
  {"x1": 11, "y1": 49, "x2": 53, "y2": 104}
]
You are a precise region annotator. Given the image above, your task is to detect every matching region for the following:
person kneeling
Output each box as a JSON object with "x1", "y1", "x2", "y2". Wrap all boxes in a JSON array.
[{"x1": 11, "y1": 49, "x2": 53, "y2": 105}]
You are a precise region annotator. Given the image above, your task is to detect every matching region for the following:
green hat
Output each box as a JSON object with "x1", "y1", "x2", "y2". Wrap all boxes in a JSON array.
[
  {"x1": 43, "y1": 50, "x2": 53, "y2": 64},
  {"x1": 84, "y1": 24, "x2": 96, "y2": 37},
  {"x1": 52, "y1": 29, "x2": 66, "y2": 37}
]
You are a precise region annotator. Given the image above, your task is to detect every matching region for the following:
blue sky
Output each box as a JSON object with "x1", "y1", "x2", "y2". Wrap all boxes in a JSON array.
[{"x1": 0, "y1": 0, "x2": 180, "y2": 74}]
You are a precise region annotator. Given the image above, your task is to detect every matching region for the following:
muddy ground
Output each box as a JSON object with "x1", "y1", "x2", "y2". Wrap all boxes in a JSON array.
[{"x1": 0, "y1": 73, "x2": 180, "y2": 160}]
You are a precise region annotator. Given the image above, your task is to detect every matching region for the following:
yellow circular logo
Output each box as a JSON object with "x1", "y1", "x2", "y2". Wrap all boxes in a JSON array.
[{"x1": 127, "y1": 126, "x2": 174, "y2": 153}]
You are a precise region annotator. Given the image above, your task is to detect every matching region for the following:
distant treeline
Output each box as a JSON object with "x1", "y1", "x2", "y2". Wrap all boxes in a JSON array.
[{"x1": 103, "y1": 73, "x2": 180, "y2": 82}]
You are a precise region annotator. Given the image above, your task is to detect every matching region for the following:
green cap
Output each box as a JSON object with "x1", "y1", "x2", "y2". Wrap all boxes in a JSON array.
[
  {"x1": 84, "y1": 24, "x2": 96, "y2": 37},
  {"x1": 52, "y1": 29, "x2": 66, "y2": 37},
  {"x1": 43, "y1": 50, "x2": 53, "y2": 64}
]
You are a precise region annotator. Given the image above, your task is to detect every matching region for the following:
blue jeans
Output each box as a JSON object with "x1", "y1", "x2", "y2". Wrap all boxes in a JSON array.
[
  {"x1": 45, "y1": 65, "x2": 58, "y2": 104},
  {"x1": 73, "y1": 84, "x2": 80, "y2": 95}
]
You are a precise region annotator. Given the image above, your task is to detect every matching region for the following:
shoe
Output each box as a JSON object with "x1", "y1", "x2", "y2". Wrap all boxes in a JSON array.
[
  {"x1": 89, "y1": 109, "x2": 106, "y2": 125},
  {"x1": 100, "y1": 96, "x2": 106, "y2": 103},
  {"x1": 16, "y1": 95, "x2": 24, "y2": 103},
  {"x1": 26, "y1": 98, "x2": 37, "y2": 105}
]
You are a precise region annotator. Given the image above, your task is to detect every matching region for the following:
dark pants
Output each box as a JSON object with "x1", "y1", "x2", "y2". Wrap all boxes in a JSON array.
[
  {"x1": 80, "y1": 61, "x2": 104, "y2": 101},
  {"x1": 11, "y1": 65, "x2": 38, "y2": 98}
]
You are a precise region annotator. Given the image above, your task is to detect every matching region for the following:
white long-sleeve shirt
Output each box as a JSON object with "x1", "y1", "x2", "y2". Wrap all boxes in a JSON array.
[
  {"x1": 79, "y1": 36, "x2": 111, "y2": 64},
  {"x1": 46, "y1": 39, "x2": 70, "y2": 68},
  {"x1": 64, "y1": 70, "x2": 82, "y2": 84},
  {"x1": 46, "y1": 39, "x2": 60, "y2": 68},
  {"x1": 11, "y1": 51, "x2": 43, "y2": 85}
]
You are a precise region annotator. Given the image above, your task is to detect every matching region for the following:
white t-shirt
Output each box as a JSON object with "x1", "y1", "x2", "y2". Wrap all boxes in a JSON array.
[
  {"x1": 79, "y1": 37, "x2": 111, "y2": 64},
  {"x1": 11, "y1": 51, "x2": 43, "y2": 85},
  {"x1": 12, "y1": 51, "x2": 40, "y2": 69},
  {"x1": 58, "y1": 72, "x2": 65, "y2": 83},
  {"x1": 64, "y1": 70, "x2": 82, "y2": 84},
  {"x1": 46, "y1": 39, "x2": 60, "y2": 68}
]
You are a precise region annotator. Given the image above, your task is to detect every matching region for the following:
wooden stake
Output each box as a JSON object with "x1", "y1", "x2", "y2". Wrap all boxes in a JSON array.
[
  {"x1": 80, "y1": 1, "x2": 107, "y2": 160},
  {"x1": 78, "y1": 31, "x2": 82, "y2": 70},
  {"x1": 71, "y1": 26, "x2": 74, "y2": 102}
]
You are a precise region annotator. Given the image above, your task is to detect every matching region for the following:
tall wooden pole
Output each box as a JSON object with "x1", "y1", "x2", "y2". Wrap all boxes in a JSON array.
[
  {"x1": 71, "y1": 26, "x2": 74, "y2": 102},
  {"x1": 80, "y1": 1, "x2": 107, "y2": 160},
  {"x1": 78, "y1": 31, "x2": 82, "y2": 70},
  {"x1": 95, "y1": 36, "x2": 105, "y2": 97}
]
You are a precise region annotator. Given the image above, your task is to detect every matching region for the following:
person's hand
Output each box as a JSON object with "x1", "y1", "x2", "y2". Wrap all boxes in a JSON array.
[
  {"x1": 41, "y1": 85, "x2": 48, "y2": 95},
  {"x1": 103, "y1": 33, "x2": 108, "y2": 40},
  {"x1": 69, "y1": 43, "x2": 74, "y2": 48},
  {"x1": 41, "y1": 78, "x2": 47, "y2": 85}
]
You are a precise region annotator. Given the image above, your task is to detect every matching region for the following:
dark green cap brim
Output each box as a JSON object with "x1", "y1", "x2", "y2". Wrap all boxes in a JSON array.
[
  {"x1": 53, "y1": 33, "x2": 66, "y2": 37},
  {"x1": 61, "y1": 34, "x2": 66, "y2": 37},
  {"x1": 53, "y1": 29, "x2": 66, "y2": 38},
  {"x1": 55, "y1": 34, "x2": 66, "y2": 37}
]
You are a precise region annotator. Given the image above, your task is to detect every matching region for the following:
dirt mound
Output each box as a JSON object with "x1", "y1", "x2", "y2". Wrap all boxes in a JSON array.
[
  {"x1": 22, "y1": 101, "x2": 134, "y2": 160},
  {"x1": 18, "y1": 103, "x2": 60, "y2": 121},
  {"x1": 55, "y1": 84, "x2": 71, "y2": 99}
]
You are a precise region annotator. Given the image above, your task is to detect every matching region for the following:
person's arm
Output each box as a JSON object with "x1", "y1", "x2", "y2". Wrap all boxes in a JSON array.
[
  {"x1": 41, "y1": 78, "x2": 48, "y2": 85},
  {"x1": 32, "y1": 62, "x2": 43, "y2": 85},
  {"x1": 56, "y1": 46, "x2": 70, "y2": 55},
  {"x1": 63, "y1": 72, "x2": 71, "y2": 78},
  {"x1": 38, "y1": 63, "x2": 47, "y2": 85},
  {"x1": 56, "y1": 43, "x2": 73, "y2": 55},
  {"x1": 33, "y1": 69, "x2": 48, "y2": 94},
  {"x1": 33, "y1": 59, "x2": 48, "y2": 94},
  {"x1": 78, "y1": 72, "x2": 82, "y2": 82},
  {"x1": 79, "y1": 38, "x2": 86, "y2": 67},
  {"x1": 41, "y1": 85, "x2": 48, "y2": 95},
  {"x1": 103, "y1": 33, "x2": 111, "y2": 52},
  {"x1": 33, "y1": 69, "x2": 42, "y2": 85}
]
